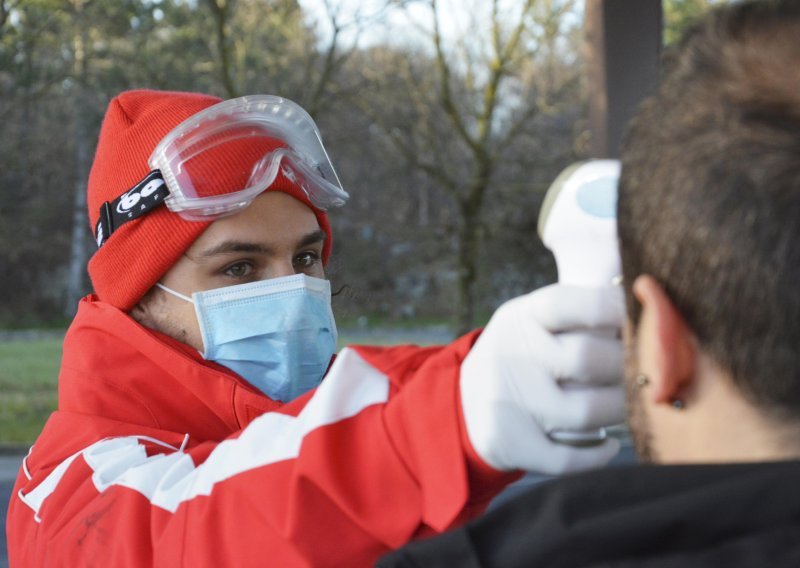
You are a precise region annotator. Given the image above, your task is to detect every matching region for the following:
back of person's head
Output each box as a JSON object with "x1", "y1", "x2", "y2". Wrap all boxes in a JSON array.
[{"x1": 618, "y1": 0, "x2": 800, "y2": 421}]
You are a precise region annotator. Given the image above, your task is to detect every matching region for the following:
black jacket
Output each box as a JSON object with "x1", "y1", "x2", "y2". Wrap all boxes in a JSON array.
[{"x1": 378, "y1": 461, "x2": 800, "y2": 567}]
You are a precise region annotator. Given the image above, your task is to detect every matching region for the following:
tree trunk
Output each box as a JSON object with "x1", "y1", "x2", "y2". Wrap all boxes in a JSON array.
[
  {"x1": 65, "y1": 113, "x2": 89, "y2": 316},
  {"x1": 207, "y1": 0, "x2": 238, "y2": 98},
  {"x1": 64, "y1": 20, "x2": 90, "y2": 317},
  {"x1": 455, "y1": 203, "x2": 480, "y2": 335}
]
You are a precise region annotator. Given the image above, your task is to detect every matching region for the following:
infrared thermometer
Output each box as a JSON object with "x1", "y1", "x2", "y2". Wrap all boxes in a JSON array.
[{"x1": 537, "y1": 160, "x2": 622, "y2": 446}]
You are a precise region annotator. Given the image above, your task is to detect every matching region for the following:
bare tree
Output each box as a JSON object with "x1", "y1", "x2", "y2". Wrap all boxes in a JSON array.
[
  {"x1": 64, "y1": 0, "x2": 92, "y2": 316},
  {"x1": 357, "y1": 0, "x2": 580, "y2": 333},
  {"x1": 300, "y1": 0, "x2": 390, "y2": 118},
  {"x1": 0, "y1": 0, "x2": 17, "y2": 38},
  {"x1": 0, "y1": 0, "x2": 582, "y2": 328},
  {"x1": 204, "y1": 0, "x2": 239, "y2": 98}
]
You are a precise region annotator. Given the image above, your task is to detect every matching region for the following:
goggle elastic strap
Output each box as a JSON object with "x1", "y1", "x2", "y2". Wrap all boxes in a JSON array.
[{"x1": 94, "y1": 170, "x2": 170, "y2": 248}]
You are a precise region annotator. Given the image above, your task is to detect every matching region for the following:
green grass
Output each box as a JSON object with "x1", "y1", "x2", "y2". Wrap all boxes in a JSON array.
[{"x1": 0, "y1": 339, "x2": 62, "y2": 444}]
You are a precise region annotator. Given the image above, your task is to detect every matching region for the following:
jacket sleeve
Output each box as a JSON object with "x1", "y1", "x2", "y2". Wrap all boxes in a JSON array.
[{"x1": 7, "y1": 334, "x2": 517, "y2": 568}]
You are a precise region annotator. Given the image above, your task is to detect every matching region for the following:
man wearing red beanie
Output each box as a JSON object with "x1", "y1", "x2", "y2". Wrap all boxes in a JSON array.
[{"x1": 7, "y1": 90, "x2": 625, "y2": 566}]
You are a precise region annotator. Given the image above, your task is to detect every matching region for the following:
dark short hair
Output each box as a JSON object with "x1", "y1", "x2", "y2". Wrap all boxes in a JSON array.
[{"x1": 618, "y1": 0, "x2": 800, "y2": 417}]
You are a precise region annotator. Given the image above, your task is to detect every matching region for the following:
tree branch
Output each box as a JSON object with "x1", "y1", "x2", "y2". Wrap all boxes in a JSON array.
[
  {"x1": 430, "y1": 0, "x2": 479, "y2": 154},
  {"x1": 204, "y1": 0, "x2": 238, "y2": 98}
]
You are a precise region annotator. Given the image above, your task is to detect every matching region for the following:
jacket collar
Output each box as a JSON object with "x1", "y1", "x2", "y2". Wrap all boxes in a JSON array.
[{"x1": 58, "y1": 295, "x2": 280, "y2": 441}]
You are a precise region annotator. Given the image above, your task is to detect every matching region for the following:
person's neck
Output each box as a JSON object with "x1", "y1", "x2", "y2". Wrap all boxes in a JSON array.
[{"x1": 655, "y1": 358, "x2": 800, "y2": 464}]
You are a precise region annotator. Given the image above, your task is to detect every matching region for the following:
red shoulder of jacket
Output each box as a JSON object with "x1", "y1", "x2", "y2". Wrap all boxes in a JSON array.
[
  {"x1": 350, "y1": 330, "x2": 481, "y2": 390},
  {"x1": 58, "y1": 295, "x2": 280, "y2": 438}
]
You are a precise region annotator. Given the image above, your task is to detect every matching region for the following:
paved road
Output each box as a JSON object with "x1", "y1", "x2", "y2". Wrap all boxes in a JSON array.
[{"x1": 1, "y1": 455, "x2": 22, "y2": 568}]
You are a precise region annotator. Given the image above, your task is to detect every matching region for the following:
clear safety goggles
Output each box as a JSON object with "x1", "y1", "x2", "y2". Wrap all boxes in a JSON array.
[{"x1": 95, "y1": 95, "x2": 348, "y2": 247}]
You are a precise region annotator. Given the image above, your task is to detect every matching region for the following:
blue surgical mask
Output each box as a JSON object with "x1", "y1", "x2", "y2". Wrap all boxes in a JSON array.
[{"x1": 157, "y1": 274, "x2": 337, "y2": 402}]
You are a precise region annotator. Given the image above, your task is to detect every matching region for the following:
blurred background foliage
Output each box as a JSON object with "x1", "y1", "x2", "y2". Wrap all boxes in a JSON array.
[{"x1": 0, "y1": 0, "x2": 728, "y2": 334}]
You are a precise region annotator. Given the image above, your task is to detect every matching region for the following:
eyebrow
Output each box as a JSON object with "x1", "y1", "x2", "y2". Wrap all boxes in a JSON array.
[
  {"x1": 196, "y1": 229, "x2": 327, "y2": 259},
  {"x1": 297, "y1": 229, "x2": 327, "y2": 249}
]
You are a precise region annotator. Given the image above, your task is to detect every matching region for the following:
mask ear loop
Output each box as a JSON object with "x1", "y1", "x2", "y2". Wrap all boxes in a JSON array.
[
  {"x1": 155, "y1": 282, "x2": 209, "y2": 357},
  {"x1": 156, "y1": 283, "x2": 195, "y2": 304}
]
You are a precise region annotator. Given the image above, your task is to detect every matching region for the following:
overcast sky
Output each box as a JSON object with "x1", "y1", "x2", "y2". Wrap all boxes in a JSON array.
[{"x1": 296, "y1": 0, "x2": 493, "y2": 48}]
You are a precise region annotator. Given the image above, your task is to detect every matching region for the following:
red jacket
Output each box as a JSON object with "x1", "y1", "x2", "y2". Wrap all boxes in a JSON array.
[{"x1": 6, "y1": 296, "x2": 514, "y2": 567}]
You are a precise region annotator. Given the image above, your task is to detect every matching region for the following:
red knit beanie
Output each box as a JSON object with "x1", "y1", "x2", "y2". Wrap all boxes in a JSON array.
[{"x1": 87, "y1": 89, "x2": 333, "y2": 311}]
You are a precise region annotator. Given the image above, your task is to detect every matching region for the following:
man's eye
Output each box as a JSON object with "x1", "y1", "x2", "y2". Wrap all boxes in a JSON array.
[
  {"x1": 294, "y1": 252, "x2": 320, "y2": 268},
  {"x1": 223, "y1": 262, "x2": 253, "y2": 278}
]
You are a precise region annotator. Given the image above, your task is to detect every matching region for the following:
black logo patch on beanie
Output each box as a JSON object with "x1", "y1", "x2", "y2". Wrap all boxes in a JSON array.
[{"x1": 95, "y1": 170, "x2": 170, "y2": 247}]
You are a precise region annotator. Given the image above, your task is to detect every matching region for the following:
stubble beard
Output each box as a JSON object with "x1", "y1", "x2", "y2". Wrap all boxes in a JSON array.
[
  {"x1": 625, "y1": 346, "x2": 656, "y2": 464},
  {"x1": 131, "y1": 287, "x2": 192, "y2": 347}
]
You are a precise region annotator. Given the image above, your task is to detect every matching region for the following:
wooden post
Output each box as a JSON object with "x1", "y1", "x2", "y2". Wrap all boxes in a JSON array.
[{"x1": 585, "y1": 0, "x2": 663, "y2": 158}]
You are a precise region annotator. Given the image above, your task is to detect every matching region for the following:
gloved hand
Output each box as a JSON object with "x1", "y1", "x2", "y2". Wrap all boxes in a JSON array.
[{"x1": 460, "y1": 283, "x2": 625, "y2": 473}]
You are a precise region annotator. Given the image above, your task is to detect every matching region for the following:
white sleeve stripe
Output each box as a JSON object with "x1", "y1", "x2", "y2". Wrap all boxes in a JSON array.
[
  {"x1": 22, "y1": 445, "x2": 34, "y2": 481},
  {"x1": 17, "y1": 452, "x2": 82, "y2": 521},
  {"x1": 18, "y1": 348, "x2": 389, "y2": 519},
  {"x1": 16, "y1": 435, "x2": 184, "y2": 522},
  {"x1": 153, "y1": 348, "x2": 390, "y2": 512}
]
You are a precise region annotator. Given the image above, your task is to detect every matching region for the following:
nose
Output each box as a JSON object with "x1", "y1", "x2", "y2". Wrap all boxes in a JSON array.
[{"x1": 265, "y1": 258, "x2": 296, "y2": 280}]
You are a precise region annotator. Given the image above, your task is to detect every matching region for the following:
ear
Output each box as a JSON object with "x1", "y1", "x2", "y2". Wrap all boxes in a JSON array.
[{"x1": 632, "y1": 275, "x2": 696, "y2": 405}]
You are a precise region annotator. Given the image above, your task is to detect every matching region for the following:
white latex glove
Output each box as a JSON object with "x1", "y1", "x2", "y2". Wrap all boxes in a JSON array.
[{"x1": 460, "y1": 283, "x2": 625, "y2": 473}]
